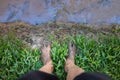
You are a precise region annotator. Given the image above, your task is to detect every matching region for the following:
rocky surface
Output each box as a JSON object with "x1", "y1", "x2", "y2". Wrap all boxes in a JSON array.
[{"x1": 0, "y1": 0, "x2": 120, "y2": 25}]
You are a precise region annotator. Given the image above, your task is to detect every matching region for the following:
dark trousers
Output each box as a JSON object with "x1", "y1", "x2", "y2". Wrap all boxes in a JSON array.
[{"x1": 17, "y1": 70, "x2": 111, "y2": 80}]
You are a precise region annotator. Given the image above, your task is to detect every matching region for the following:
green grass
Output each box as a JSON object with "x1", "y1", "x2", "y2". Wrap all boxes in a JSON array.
[
  {"x1": 0, "y1": 34, "x2": 120, "y2": 80},
  {"x1": 0, "y1": 34, "x2": 42, "y2": 80},
  {"x1": 74, "y1": 35, "x2": 120, "y2": 80}
]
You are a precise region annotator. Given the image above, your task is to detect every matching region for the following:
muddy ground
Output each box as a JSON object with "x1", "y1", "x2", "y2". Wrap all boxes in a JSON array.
[{"x1": 0, "y1": 22, "x2": 120, "y2": 49}]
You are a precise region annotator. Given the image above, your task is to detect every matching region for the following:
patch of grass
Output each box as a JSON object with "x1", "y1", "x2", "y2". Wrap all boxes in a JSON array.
[
  {"x1": 51, "y1": 41, "x2": 68, "y2": 80},
  {"x1": 0, "y1": 34, "x2": 120, "y2": 80},
  {"x1": 74, "y1": 35, "x2": 120, "y2": 80},
  {"x1": 0, "y1": 34, "x2": 42, "y2": 80}
]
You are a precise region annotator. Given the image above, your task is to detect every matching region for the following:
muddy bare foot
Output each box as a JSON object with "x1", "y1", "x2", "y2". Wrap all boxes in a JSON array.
[
  {"x1": 65, "y1": 42, "x2": 84, "y2": 80},
  {"x1": 40, "y1": 42, "x2": 54, "y2": 73},
  {"x1": 41, "y1": 42, "x2": 52, "y2": 65},
  {"x1": 68, "y1": 41, "x2": 76, "y2": 61},
  {"x1": 65, "y1": 41, "x2": 77, "y2": 72}
]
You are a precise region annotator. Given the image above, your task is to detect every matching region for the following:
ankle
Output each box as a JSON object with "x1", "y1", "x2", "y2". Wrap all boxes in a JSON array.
[
  {"x1": 65, "y1": 59, "x2": 75, "y2": 72},
  {"x1": 40, "y1": 61, "x2": 54, "y2": 73},
  {"x1": 44, "y1": 59, "x2": 53, "y2": 65}
]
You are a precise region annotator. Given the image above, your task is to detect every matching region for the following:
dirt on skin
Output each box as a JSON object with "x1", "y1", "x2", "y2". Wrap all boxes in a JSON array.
[{"x1": 0, "y1": 22, "x2": 120, "y2": 49}]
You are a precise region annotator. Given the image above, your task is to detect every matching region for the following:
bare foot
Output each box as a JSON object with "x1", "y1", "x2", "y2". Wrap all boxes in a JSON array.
[
  {"x1": 65, "y1": 41, "x2": 84, "y2": 80},
  {"x1": 41, "y1": 42, "x2": 52, "y2": 65},
  {"x1": 65, "y1": 41, "x2": 76, "y2": 72},
  {"x1": 68, "y1": 41, "x2": 76, "y2": 61}
]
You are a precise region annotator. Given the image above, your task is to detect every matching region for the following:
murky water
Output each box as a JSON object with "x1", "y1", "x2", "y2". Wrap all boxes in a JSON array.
[{"x1": 0, "y1": 0, "x2": 120, "y2": 25}]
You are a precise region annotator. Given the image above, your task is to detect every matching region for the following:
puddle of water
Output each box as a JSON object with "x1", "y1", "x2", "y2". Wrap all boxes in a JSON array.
[{"x1": 0, "y1": 0, "x2": 120, "y2": 25}]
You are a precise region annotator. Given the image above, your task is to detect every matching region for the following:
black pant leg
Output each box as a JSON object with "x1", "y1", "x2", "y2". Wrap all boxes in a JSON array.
[
  {"x1": 17, "y1": 70, "x2": 59, "y2": 80},
  {"x1": 74, "y1": 72, "x2": 111, "y2": 80}
]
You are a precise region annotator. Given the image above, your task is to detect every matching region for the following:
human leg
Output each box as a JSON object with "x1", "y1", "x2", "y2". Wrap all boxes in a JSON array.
[
  {"x1": 65, "y1": 41, "x2": 84, "y2": 80},
  {"x1": 65, "y1": 42, "x2": 111, "y2": 80},
  {"x1": 39, "y1": 42, "x2": 53, "y2": 74}
]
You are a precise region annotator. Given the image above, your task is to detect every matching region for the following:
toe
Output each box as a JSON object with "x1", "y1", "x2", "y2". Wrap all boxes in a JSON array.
[
  {"x1": 68, "y1": 41, "x2": 76, "y2": 59},
  {"x1": 41, "y1": 41, "x2": 52, "y2": 65}
]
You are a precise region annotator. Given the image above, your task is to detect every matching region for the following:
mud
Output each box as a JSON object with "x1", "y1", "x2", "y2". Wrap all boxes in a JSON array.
[{"x1": 0, "y1": 22, "x2": 120, "y2": 49}]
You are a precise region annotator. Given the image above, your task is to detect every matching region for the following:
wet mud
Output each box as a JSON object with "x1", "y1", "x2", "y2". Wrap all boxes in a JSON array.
[{"x1": 0, "y1": 22, "x2": 120, "y2": 49}]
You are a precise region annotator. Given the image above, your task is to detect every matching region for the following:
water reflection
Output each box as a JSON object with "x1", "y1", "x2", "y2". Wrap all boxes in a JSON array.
[{"x1": 0, "y1": 0, "x2": 120, "y2": 25}]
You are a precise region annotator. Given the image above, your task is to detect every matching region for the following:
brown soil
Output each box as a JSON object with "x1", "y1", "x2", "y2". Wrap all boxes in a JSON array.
[{"x1": 0, "y1": 22, "x2": 120, "y2": 49}]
